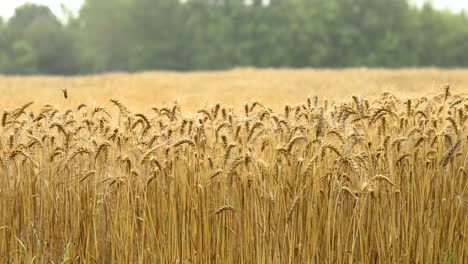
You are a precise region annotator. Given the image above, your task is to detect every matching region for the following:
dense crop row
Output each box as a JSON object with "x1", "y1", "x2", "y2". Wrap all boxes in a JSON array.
[{"x1": 0, "y1": 88, "x2": 467, "y2": 263}]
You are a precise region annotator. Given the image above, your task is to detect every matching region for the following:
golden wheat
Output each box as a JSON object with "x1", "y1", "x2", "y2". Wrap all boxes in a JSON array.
[{"x1": 0, "y1": 85, "x2": 466, "y2": 263}]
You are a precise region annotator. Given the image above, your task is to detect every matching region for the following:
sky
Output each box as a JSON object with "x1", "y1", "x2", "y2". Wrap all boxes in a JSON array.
[
  {"x1": 0, "y1": 0, "x2": 85, "y2": 20},
  {"x1": 0, "y1": 0, "x2": 467, "y2": 21},
  {"x1": 414, "y1": 0, "x2": 468, "y2": 11}
]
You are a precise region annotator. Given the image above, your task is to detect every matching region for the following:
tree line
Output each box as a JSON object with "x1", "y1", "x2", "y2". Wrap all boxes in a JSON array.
[{"x1": 1, "y1": 0, "x2": 468, "y2": 75}]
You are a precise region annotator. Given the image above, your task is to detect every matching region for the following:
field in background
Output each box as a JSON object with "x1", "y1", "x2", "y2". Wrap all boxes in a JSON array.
[{"x1": 0, "y1": 68, "x2": 467, "y2": 111}]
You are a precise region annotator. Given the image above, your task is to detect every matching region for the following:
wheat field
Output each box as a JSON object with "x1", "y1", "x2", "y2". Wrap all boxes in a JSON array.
[
  {"x1": 1, "y1": 68, "x2": 468, "y2": 111},
  {"x1": 0, "y1": 69, "x2": 467, "y2": 263}
]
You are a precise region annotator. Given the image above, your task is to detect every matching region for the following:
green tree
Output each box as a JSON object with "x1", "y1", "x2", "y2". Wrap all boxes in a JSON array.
[
  {"x1": 417, "y1": 5, "x2": 468, "y2": 67},
  {"x1": 78, "y1": 0, "x2": 132, "y2": 72},
  {"x1": 5, "y1": 41, "x2": 38, "y2": 75},
  {"x1": 8, "y1": 4, "x2": 79, "y2": 74},
  {"x1": 126, "y1": 0, "x2": 190, "y2": 70},
  {"x1": 0, "y1": 18, "x2": 7, "y2": 72},
  {"x1": 4, "y1": 0, "x2": 468, "y2": 74},
  {"x1": 185, "y1": 0, "x2": 245, "y2": 69}
]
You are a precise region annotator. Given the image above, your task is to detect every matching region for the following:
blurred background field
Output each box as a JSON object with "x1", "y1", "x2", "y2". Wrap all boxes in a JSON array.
[{"x1": 1, "y1": 68, "x2": 467, "y2": 111}]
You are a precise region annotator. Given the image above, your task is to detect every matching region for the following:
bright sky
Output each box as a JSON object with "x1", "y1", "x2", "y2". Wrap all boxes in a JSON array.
[
  {"x1": 413, "y1": 0, "x2": 468, "y2": 11},
  {"x1": 0, "y1": 0, "x2": 467, "y2": 21},
  {"x1": 0, "y1": 0, "x2": 85, "y2": 20}
]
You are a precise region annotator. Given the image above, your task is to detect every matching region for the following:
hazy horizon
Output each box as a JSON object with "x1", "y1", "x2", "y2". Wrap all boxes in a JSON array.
[{"x1": 0, "y1": 0, "x2": 467, "y2": 21}]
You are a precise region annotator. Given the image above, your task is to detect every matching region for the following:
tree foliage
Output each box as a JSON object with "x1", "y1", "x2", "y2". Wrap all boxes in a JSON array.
[{"x1": 1, "y1": 0, "x2": 468, "y2": 75}]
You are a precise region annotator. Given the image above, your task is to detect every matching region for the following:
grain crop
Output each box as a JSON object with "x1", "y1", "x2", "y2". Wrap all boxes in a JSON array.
[
  {"x1": 0, "y1": 73, "x2": 467, "y2": 263},
  {"x1": 1, "y1": 68, "x2": 468, "y2": 112}
]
